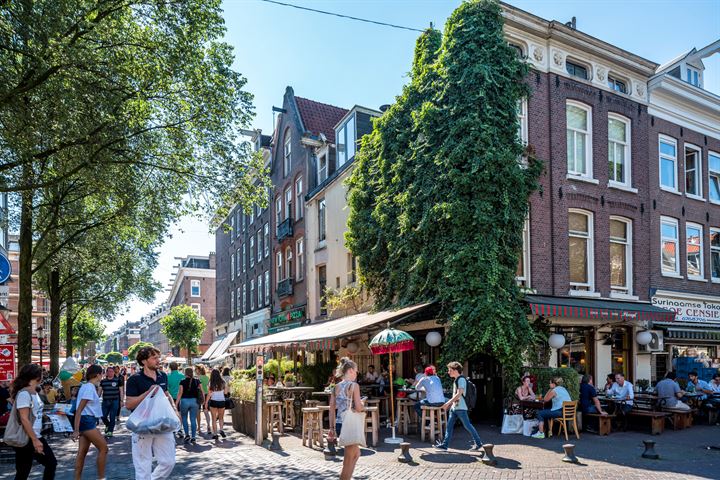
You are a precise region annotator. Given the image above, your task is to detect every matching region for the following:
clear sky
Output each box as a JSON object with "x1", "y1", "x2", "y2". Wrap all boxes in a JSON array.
[{"x1": 108, "y1": 0, "x2": 720, "y2": 332}]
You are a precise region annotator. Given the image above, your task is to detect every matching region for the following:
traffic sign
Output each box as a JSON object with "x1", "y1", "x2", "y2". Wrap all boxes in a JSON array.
[
  {"x1": 0, "y1": 344, "x2": 16, "y2": 381},
  {"x1": 0, "y1": 252, "x2": 10, "y2": 284},
  {"x1": 0, "y1": 312, "x2": 14, "y2": 335}
]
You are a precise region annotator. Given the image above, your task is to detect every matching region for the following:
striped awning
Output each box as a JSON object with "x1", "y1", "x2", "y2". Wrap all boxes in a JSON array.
[{"x1": 526, "y1": 295, "x2": 676, "y2": 323}]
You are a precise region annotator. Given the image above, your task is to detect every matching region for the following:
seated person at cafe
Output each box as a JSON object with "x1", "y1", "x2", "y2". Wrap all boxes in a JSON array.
[
  {"x1": 579, "y1": 374, "x2": 607, "y2": 416},
  {"x1": 531, "y1": 377, "x2": 571, "y2": 439},
  {"x1": 39, "y1": 381, "x2": 57, "y2": 405},
  {"x1": 686, "y1": 370, "x2": 713, "y2": 401},
  {"x1": 411, "y1": 365, "x2": 425, "y2": 385},
  {"x1": 364, "y1": 365, "x2": 379, "y2": 384},
  {"x1": 604, "y1": 374, "x2": 615, "y2": 392},
  {"x1": 515, "y1": 375, "x2": 536, "y2": 401},
  {"x1": 266, "y1": 374, "x2": 276, "y2": 387},
  {"x1": 707, "y1": 374, "x2": 720, "y2": 407},
  {"x1": 655, "y1": 371, "x2": 689, "y2": 410},
  {"x1": 414, "y1": 366, "x2": 446, "y2": 422},
  {"x1": 606, "y1": 373, "x2": 634, "y2": 414}
]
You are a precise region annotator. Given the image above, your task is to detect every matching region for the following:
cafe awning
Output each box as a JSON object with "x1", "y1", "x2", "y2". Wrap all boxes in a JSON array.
[
  {"x1": 526, "y1": 295, "x2": 676, "y2": 323},
  {"x1": 208, "y1": 332, "x2": 238, "y2": 361},
  {"x1": 229, "y1": 303, "x2": 433, "y2": 354},
  {"x1": 199, "y1": 337, "x2": 225, "y2": 361}
]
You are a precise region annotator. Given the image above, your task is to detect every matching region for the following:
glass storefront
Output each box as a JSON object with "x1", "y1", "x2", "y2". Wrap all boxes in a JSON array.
[
  {"x1": 610, "y1": 327, "x2": 631, "y2": 378},
  {"x1": 556, "y1": 327, "x2": 593, "y2": 375}
]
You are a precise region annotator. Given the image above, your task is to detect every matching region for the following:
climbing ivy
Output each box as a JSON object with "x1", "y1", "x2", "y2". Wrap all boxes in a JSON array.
[{"x1": 346, "y1": 0, "x2": 543, "y2": 392}]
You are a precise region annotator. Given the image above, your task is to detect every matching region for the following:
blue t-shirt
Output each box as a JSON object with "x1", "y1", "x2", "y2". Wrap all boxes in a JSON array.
[{"x1": 579, "y1": 383, "x2": 597, "y2": 413}]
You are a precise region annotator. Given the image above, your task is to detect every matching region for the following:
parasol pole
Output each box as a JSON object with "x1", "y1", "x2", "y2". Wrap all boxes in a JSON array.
[{"x1": 389, "y1": 352, "x2": 397, "y2": 439}]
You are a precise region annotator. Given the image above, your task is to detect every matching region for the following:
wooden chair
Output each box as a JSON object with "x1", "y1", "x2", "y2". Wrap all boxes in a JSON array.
[
  {"x1": 549, "y1": 401, "x2": 580, "y2": 441},
  {"x1": 266, "y1": 401, "x2": 284, "y2": 434}
]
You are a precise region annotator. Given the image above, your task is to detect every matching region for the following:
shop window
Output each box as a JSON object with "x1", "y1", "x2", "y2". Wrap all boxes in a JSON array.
[
  {"x1": 610, "y1": 328, "x2": 630, "y2": 379},
  {"x1": 557, "y1": 328, "x2": 592, "y2": 375},
  {"x1": 568, "y1": 209, "x2": 594, "y2": 292}
]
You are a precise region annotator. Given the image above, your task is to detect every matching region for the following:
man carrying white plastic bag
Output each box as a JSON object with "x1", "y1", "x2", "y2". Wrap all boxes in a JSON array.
[{"x1": 125, "y1": 346, "x2": 179, "y2": 479}]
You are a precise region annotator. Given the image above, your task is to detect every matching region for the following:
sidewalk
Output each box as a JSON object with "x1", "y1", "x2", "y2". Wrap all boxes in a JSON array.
[{"x1": 2, "y1": 414, "x2": 718, "y2": 479}]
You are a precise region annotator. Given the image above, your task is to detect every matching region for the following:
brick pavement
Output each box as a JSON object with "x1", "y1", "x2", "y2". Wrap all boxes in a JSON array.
[{"x1": 2, "y1": 414, "x2": 719, "y2": 479}]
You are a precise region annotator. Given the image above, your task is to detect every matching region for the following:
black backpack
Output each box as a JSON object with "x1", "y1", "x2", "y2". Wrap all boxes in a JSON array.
[{"x1": 455, "y1": 375, "x2": 477, "y2": 410}]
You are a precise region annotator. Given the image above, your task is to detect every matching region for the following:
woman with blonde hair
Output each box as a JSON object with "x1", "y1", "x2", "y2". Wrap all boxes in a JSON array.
[
  {"x1": 531, "y1": 376, "x2": 571, "y2": 439},
  {"x1": 328, "y1": 357, "x2": 365, "y2": 480}
]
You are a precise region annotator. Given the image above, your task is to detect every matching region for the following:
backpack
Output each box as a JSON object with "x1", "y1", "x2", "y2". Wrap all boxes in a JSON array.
[{"x1": 455, "y1": 375, "x2": 477, "y2": 410}]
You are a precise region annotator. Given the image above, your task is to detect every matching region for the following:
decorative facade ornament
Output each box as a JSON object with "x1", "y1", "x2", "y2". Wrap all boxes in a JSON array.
[
  {"x1": 553, "y1": 50, "x2": 564, "y2": 68},
  {"x1": 596, "y1": 67, "x2": 606, "y2": 82},
  {"x1": 635, "y1": 82, "x2": 646, "y2": 97},
  {"x1": 532, "y1": 46, "x2": 544, "y2": 63}
]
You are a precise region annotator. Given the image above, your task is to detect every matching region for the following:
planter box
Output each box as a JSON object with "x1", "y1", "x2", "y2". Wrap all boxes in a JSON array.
[{"x1": 231, "y1": 399, "x2": 268, "y2": 439}]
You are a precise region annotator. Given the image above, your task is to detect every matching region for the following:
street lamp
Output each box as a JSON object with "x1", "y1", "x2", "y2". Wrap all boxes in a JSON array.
[{"x1": 37, "y1": 325, "x2": 45, "y2": 369}]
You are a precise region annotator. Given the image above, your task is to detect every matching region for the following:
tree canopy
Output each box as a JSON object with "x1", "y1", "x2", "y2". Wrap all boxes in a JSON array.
[
  {"x1": 128, "y1": 341, "x2": 154, "y2": 362},
  {"x1": 61, "y1": 311, "x2": 105, "y2": 358},
  {"x1": 161, "y1": 305, "x2": 206, "y2": 365},
  {"x1": 346, "y1": 0, "x2": 543, "y2": 387}
]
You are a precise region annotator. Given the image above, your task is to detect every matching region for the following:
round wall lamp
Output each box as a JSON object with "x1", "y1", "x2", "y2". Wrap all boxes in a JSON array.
[
  {"x1": 636, "y1": 330, "x2": 652, "y2": 346},
  {"x1": 548, "y1": 333, "x2": 566, "y2": 349},
  {"x1": 425, "y1": 331, "x2": 442, "y2": 347}
]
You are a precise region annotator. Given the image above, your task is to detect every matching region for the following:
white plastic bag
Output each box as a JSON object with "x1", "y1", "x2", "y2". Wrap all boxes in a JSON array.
[
  {"x1": 522, "y1": 419, "x2": 539, "y2": 437},
  {"x1": 126, "y1": 388, "x2": 180, "y2": 434},
  {"x1": 501, "y1": 414, "x2": 523, "y2": 434}
]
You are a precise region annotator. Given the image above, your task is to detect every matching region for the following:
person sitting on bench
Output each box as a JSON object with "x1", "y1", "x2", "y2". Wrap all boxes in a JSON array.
[
  {"x1": 607, "y1": 373, "x2": 634, "y2": 415},
  {"x1": 656, "y1": 371, "x2": 689, "y2": 410}
]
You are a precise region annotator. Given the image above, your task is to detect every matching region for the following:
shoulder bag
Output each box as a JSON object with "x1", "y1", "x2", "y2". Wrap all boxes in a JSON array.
[
  {"x1": 194, "y1": 379, "x2": 204, "y2": 406},
  {"x1": 3, "y1": 392, "x2": 35, "y2": 447},
  {"x1": 338, "y1": 383, "x2": 366, "y2": 447}
]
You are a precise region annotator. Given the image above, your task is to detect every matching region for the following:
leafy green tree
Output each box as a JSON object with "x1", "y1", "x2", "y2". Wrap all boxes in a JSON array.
[
  {"x1": 128, "y1": 342, "x2": 154, "y2": 362},
  {"x1": 61, "y1": 311, "x2": 105, "y2": 360},
  {"x1": 161, "y1": 305, "x2": 206, "y2": 365},
  {"x1": 346, "y1": 0, "x2": 543, "y2": 389},
  {"x1": 105, "y1": 352, "x2": 123, "y2": 365}
]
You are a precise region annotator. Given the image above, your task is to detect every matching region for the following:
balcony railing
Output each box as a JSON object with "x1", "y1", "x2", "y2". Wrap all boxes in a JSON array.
[
  {"x1": 277, "y1": 278, "x2": 293, "y2": 298},
  {"x1": 277, "y1": 217, "x2": 293, "y2": 241}
]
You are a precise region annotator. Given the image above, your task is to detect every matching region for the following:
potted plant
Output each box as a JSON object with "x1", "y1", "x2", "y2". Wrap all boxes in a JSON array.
[
  {"x1": 229, "y1": 376, "x2": 268, "y2": 438},
  {"x1": 284, "y1": 373, "x2": 296, "y2": 387}
]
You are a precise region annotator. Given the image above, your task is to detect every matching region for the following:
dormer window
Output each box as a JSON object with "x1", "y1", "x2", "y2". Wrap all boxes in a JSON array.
[
  {"x1": 317, "y1": 153, "x2": 327, "y2": 184},
  {"x1": 607, "y1": 75, "x2": 627, "y2": 94},
  {"x1": 566, "y1": 60, "x2": 588, "y2": 80},
  {"x1": 336, "y1": 114, "x2": 356, "y2": 168},
  {"x1": 686, "y1": 66, "x2": 700, "y2": 87}
]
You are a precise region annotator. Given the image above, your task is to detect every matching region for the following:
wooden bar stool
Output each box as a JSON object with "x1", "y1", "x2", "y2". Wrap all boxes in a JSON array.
[
  {"x1": 421, "y1": 405, "x2": 445, "y2": 443},
  {"x1": 305, "y1": 399, "x2": 321, "y2": 408},
  {"x1": 363, "y1": 406, "x2": 380, "y2": 447},
  {"x1": 267, "y1": 401, "x2": 284, "y2": 434},
  {"x1": 397, "y1": 399, "x2": 416, "y2": 435},
  {"x1": 317, "y1": 405, "x2": 331, "y2": 432},
  {"x1": 283, "y1": 397, "x2": 296, "y2": 429},
  {"x1": 302, "y1": 407, "x2": 324, "y2": 449}
]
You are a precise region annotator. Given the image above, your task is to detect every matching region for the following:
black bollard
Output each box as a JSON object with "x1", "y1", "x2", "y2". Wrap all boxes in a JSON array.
[
  {"x1": 562, "y1": 444, "x2": 579, "y2": 463},
  {"x1": 481, "y1": 443, "x2": 497, "y2": 466},
  {"x1": 641, "y1": 440, "x2": 659, "y2": 459},
  {"x1": 397, "y1": 442, "x2": 413, "y2": 463},
  {"x1": 270, "y1": 432, "x2": 282, "y2": 451},
  {"x1": 323, "y1": 438, "x2": 337, "y2": 460}
]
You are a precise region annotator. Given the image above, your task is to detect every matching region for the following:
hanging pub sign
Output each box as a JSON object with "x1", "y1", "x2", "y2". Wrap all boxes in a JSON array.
[{"x1": 268, "y1": 307, "x2": 305, "y2": 334}]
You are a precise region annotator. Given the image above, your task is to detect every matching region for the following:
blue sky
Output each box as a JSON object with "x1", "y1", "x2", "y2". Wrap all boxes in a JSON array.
[{"x1": 110, "y1": 0, "x2": 720, "y2": 332}]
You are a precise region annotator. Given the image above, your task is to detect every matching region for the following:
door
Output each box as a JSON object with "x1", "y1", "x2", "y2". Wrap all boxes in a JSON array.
[{"x1": 467, "y1": 353, "x2": 503, "y2": 422}]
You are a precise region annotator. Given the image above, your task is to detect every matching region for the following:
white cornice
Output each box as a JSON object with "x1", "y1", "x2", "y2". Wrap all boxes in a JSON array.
[{"x1": 648, "y1": 75, "x2": 720, "y2": 140}]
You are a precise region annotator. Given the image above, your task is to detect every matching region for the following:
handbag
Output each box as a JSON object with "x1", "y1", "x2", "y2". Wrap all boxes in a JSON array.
[
  {"x1": 225, "y1": 397, "x2": 236, "y2": 409},
  {"x1": 500, "y1": 413, "x2": 523, "y2": 434},
  {"x1": 3, "y1": 392, "x2": 35, "y2": 447},
  {"x1": 338, "y1": 383, "x2": 366, "y2": 447},
  {"x1": 194, "y1": 380, "x2": 204, "y2": 406}
]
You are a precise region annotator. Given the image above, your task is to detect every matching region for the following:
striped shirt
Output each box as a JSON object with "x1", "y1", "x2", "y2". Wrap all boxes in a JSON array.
[{"x1": 100, "y1": 378, "x2": 122, "y2": 401}]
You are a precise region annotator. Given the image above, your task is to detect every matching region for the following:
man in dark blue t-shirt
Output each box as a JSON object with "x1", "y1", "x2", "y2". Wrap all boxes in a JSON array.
[{"x1": 579, "y1": 374, "x2": 607, "y2": 415}]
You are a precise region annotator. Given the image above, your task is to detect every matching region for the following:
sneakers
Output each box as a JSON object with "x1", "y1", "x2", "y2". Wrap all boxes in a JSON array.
[
  {"x1": 183, "y1": 435, "x2": 190, "y2": 443},
  {"x1": 190, "y1": 438, "x2": 197, "y2": 445},
  {"x1": 531, "y1": 431, "x2": 545, "y2": 439},
  {"x1": 468, "y1": 444, "x2": 482, "y2": 451},
  {"x1": 212, "y1": 434, "x2": 219, "y2": 440},
  {"x1": 434, "y1": 442, "x2": 448, "y2": 451},
  {"x1": 106, "y1": 431, "x2": 113, "y2": 438},
  {"x1": 219, "y1": 430, "x2": 227, "y2": 438}
]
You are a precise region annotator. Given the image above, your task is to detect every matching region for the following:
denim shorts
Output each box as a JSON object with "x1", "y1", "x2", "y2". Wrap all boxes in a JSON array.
[{"x1": 79, "y1": 415, "x2": 98, "y2": 432}]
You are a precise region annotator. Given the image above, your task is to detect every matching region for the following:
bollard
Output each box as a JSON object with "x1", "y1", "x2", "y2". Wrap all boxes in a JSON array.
[
  {"x1": 562, "y1": 444, "x2": 578, "y2": 463},
  {"x1": 397, "y1": 442, "x2": 413, "y2": 463},
  {"x1": 269, "y1": 432, "x2": 282, "y2": 451},
  {"x1": 323, "y1": 438, "x2": 337, "y2": 460},
  {"x1": 641, "y1": 440, "x2": 659, "y2": 459},
  {"x1": 481, "y1": 443, "x2": 497, "y2": 466}
]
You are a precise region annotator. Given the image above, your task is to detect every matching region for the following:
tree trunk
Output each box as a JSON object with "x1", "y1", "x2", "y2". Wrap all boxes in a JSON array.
[
  {"x1": 65, "y1": 299, "x2": 74, "y2": 357},
  {"x1": 17, "y1": 166, "x2": 34, "y2": 368},
  {"x1": 187, "y1": 344, "x2": 192, "y2": 366},
  {"x1": 48, "y1": 268, "x2": 61, "y2": 376}
]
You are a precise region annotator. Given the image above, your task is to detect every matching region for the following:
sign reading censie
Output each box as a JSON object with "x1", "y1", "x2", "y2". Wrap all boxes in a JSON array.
[{"x1": 652, "y1": 293, "x2": 720, "y2": 324}]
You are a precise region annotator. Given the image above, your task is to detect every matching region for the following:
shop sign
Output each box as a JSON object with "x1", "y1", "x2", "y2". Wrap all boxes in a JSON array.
[
  {"x1": 0, "y1": 344, "x2": 15, "y2": 381},
  {"x1": 270, "y1": 307, "x2": 305, "y2": 328},
  {"x1": 268, "y1": 321, "x2": 301, "y2": 334},
  {"x1": 652, "y1": 295, "x2": 720, "y2": 324}
]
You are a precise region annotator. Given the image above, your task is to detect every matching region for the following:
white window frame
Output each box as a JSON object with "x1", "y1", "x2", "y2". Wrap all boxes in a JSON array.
[
  {"x1": 283, "y1": 133, "x2": 291, "y2": 177},
  {"x1": 241, "y1": 285, "x2": 246, "y2": 314},
  {"x1": 285, "y1": 246, "x2": 293, "y2": 281},
  {"x1": 568, "y1": 209, "x2": 595, "y2": 294},
  {"x1": 517, "y1": 99, "x2": 528, "y2": 167},
  {"x1": 230, "y1": 215, "x2": 235, "y2": 239},
  {"x1": 318, "y1": 198, "x2": 326, "y2": 243},
  {"x1": 659, "y1": 135, "x2": 679, "y2": 193},
  {"x1": 660, "y1": 216, "x2": 681, "y2": 277},
  {"x1": 249, "y1": 279, "x2": 255, "y2": 311},
  {"x1": 284, "y1": 187, "x2": 292, "y2": 221},
  {"x1": 276, "y1": 251, "x2": 283, "y2": 283},
  {"x1": 264, "y1": 271, "x2": 270, "y2": 304},
  {"x1": 686, "y1": 66, "x2": 700, "y2": 87},
  {"x1": 686, "y1": 222, "x2": 705, "y2": 281},
  {"x1": 317, "y1": 153, "x2": 328, "y2": 185},
  {"x1": 516, "y1": 214, "x2": 531, "y2": 289},
  {"x1": 275, "y1": 197, "x2": 282, "y2": 226},
  {"x1": 257, "y1": 274, "x2": 263, "y2": 307},
  {"x1": 263, "y1": 223, "x2": 270, "y2": 257},
  {"x1": 230, "y1": 294, "x2": 235, "y2": 320},
  {"x1": 249, "y1": 236, "x2": 255, "y2": 268},
  {"x1": 710, "y1": 151, "x2": 720, "y2": 205},
  {"x1": 608, "y1": 113, "x2": 632, "y2": 189},
  {"x1": 711, "y1": 227, "x2": 720, "y2": 283},
  {"x1": 609, "y1": 216, "x2": 633, "y2": 296},
  {"x1": 190, "y1": 280, "x2": 201, "y2": 297},
  {"x1": 296, "y1": 237, "x2": 304, "y2": 281},
  {"x1": 684, "y1": 143, "x2": 703, "y2": 200},
  {"x1": 257, "y1": 230, "x2": 262, "y2": 263},
  {"x1": 295, "y1": 177, "x2": 303, "y2": 220},
  {"x1": 241, "y1": 244, "x2": 246, "y2": 273},
  {"x1": 566, "y1": 101, "x2": 594, "y2": 180},
  {"x1": 230, "y1": 253, "x2": 235, "y2": 281},
  {"x1": 237, "y1": 287, "x2": 242, "y2": 317},
  {"x1": 190, "y1": 303, "x2": 201, "y2": 317}
]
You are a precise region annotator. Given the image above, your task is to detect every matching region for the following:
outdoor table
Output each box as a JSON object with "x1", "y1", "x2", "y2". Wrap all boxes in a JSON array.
[
  {"x1": 268, "y1": 386, "x2": 315, "y2": 431},
  {"x1": 359, "y1": 384, "x2": 382, "y2": 397},
  {"x1": 311, "y1": 391, "x2": 332, "y2": 402},
  {"x1": 598, "y1": 395, "x2": 631, "y2": 430},
  {"x1": 518, "y1": 399, "x2": 551, "y2": 421}
]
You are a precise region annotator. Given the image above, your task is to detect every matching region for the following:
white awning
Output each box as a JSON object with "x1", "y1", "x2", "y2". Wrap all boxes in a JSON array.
[
  {"x1": 208, "y1": 332, "x2": 238, "y2": 361},
  {"x1": 229, "y1": 303, "x2": 432, "y2": 353},
  {"x1": 200, "y1": 337, "x2": 225, "y2": 361}
]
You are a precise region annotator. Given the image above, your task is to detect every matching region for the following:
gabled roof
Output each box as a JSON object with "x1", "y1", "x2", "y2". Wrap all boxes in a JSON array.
[{"x1": 294, "y1": 96, "x2": 348, "y2": 144}]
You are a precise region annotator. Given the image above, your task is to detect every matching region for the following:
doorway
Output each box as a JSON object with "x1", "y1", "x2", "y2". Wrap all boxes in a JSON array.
[{"x1": 467, "y1": 353, "x2": 503, "y2": 422}]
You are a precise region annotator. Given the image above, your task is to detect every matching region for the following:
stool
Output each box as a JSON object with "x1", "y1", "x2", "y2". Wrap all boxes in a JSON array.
[
  {"x1": 317, "y1": 405, "x2": 331, "y2": 432},
  {"x1": 397, "y1": 399, "x2": 416, "y2": 435},
  {"x1": 302, "y1": 407, "x2": 324, "y2": 449},
  {"x1": 283, "y1": 397, "x2": 296, "y2": 429},
  {"x1": 306, "y1": 400, "x2": 321, "y2": 408},
  {"x1": 364, "y1": 406, "x2": 379, "y2": 447},
  {"x1": 267, "y1": 401, "x2": 284, "y2": 434},
  {"x1": 421, "y1": 406, "x2": 446, "y2": 443}
]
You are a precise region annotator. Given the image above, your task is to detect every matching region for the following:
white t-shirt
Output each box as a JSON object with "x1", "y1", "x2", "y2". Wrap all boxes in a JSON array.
[
  {"x1": 15, "y1": 390, "x2": 43, "y2": 438},
  {"x1": 77, "y1": 383, "x2": 103, "y2": 418}
]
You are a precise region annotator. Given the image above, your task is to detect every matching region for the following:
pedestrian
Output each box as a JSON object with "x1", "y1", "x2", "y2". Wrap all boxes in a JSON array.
[
  {"x1": 0, "y1": 380, "x2": 10, "y2": 415},
  {"x1": 435, "y1": 361, "x2": 483, "y2": 451},
  {"x1": 10, "y1": 364, "x2": 57, "y2": 480},
  {"x1": 125, "y1": 346, "x2": 176, "y2": 479},
  {"x1": 195, "y1": 365, "x2": 211, "y2": 434},
  {"x1": 167, "y1": 362, "x2": 183, "y2": 402},
  {"x1": 222, "y1": 367, "x2": 232, "y2": 386},
  {"x1": 204, "y1": 368, "x2": 228, "y2": 440},
  {"x1": 99, "y1": 367, "x2": 122, "y2": 437},
  {"x1": 113, "y1": 365, "x2": 124, "y2": 420},
  {"x1": 328, "y1": 357, "x2": 364, "y2": 480},
  {"x1": 175, "y1": 367, "x2": 202, "y2": 444},
  {"x1": 72, "y1": 364, "x2": 108, "y2": 480}
]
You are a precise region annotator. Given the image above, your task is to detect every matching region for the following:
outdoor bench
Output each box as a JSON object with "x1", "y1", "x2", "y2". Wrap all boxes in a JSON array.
[
  {"x1": 585, "y1": 413, "x2": 614, "y2": 435},
  {"x1": 663, "y1": 408, "x2": 697, "y2": 430},
  {"x1": 627, "y1": 410, "x2": 669, "y2": 435}
]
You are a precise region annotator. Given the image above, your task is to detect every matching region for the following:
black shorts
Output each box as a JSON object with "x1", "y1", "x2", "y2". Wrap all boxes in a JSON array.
[{"x1": 208, "y1": 399, "x2": 226, "y2": 409}]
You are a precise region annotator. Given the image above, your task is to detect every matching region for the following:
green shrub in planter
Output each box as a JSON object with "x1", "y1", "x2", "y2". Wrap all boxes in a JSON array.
[
  {"x1": 527, "y1": 367, "x2": 580, "y2": 400},
  {"x1": 229, "y1": 378, "x2": 256, "y2": 401}
]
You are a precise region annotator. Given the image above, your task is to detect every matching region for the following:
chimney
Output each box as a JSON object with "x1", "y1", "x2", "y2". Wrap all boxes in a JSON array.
[{"x1": 565, "y1": 16, "x2": 577, "y2": 29}]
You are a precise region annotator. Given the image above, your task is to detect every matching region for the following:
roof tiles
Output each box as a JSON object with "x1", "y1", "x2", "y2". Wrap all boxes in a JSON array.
[{"x1": 294, "y1": 96, "x2": 348, "y2": 144}]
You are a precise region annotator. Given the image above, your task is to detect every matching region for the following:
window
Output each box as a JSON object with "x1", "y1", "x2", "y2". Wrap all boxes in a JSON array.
[
  {"x1": 659, "y1": 136, "x2": 678, "y2": 191},
  {"x1": 230, "y1": 294, "x2": 234, "y2": 320},
  {"x1": 318, "y1": 265, "x2": 327, "y2": 316},
  {"x1": 317, "y1": 154, "x2": 328, "y2": 184},
  {"x1": 264, "y1": 271, "x2": 270, "y2": 304},
  {"x1": 566, "y1": 102, "x2": 592, "y2": 178},
  {"x1": 241, "y1": 244, "x2": 246, "y2": 273},
  {"x1": 336, "y1": 115, "x2": 356, "y2": 168},
  {"x1": 257, "y1": 274, "x2": 263, "y2": 307},
  {"x1": 236, "y1": 248, "x2": 241, "y2": 276},
  {"x1": 607, "y1": 76, "x2": 627, "y2": 94},
  {"x1": 686, "y1": 66, "x2": 700, "y2": 87},
  {"x1": 295, "y1": 177, "x2": 303, "y2": 220},
  {"x1": 661, "y1": 217, "x2": 680, "y2": 276},
  {"x1": 277, "y1": 251, "x2": 283, "y2": 282},
  {"x1": 242, "y1": 284, "x2": 246, "y2": 314},
  {"x1": 568, "y1": 210, "x2": 594, "y2": 292},
  {"x1": 685, "y1": 145, "x2": 702, "y2": 198},
  {"x1": 283, "y1": 133, "x2": 291, "y2": 177},
  {"x1": 566, "y1": 60, "x2": 588, "y2": 80},
  {"x1": 610, "y1": 217, "x2": 632, "y2": 293},
  {"x1": 516, "y1": 215, "x2": 531, "y2": 288},
  {"x1": 230, "y1": 215, "x2": 235, "y2": 239},
  {"x1": 275, "y1": 197, "x2": 282, "y2": 226},
  {"x1": 250, "y1": 279, "x2": 255, "y2": 310},
  {"x1": 711, "y1": 228, "x2": 720, "y2": 282},
  {"x1": 285, "y1": 246, "x2": 292, "y2": 281},
  {"x1": 257, "y1": 230, "x2": 262, "y2": 263},
  {"x1": 191, "y1": 280, "x2": 201, "y2": 297},
  {"x1": 263, "y1": 223, "x2": 269, "y2": 257},
  {"x1": 256, "y1": 203, "x2": 261, "y2": 219},
  {"x1": 190, "y1": 304, "x2": 201, "y2": 316},
  {"x1": 318, "y1": 198, "x2": 326, "y2": 242},
  {"x1": 608, "y1": 115, "x2": 631, "y2": 186},
  {"x1": 296, "y1": 238, "x2": 304, "y2": 281},
  {"x1": 284, "y1": 187, "x2": 292, "y2": 221},
  {"x1": 710, "y1": 152, "x2": 720, "y2": 203},
  {"x1": 231, "y1": 253, "x2": 235, "y2": 281},
  {"x1": 347, "y1": 253, "x2": 357, "y2": 284},
  {"x1": 686, "y1": 223, "x2": 704, "y2": 279},
  {"x1": 249, "y1": 236, "x2": 255, "y2": 268},
  {"x1": 517, "y1": 99, "x2": 528, "y2": 166},
  {"x1": 239, "y1": 210, "x2": 244, "y2": 232}
]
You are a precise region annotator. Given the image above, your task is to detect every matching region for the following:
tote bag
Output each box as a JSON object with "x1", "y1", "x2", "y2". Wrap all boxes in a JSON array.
[
  {"x1": 338, "y1": 383, "x2": 366, "y2": 447},
  {"x1": 3, "y1": 392, "x2": 35, "y2": 447},
  {"x1": 501, "y1": 413, "x2": 523, "y2": 434}
]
